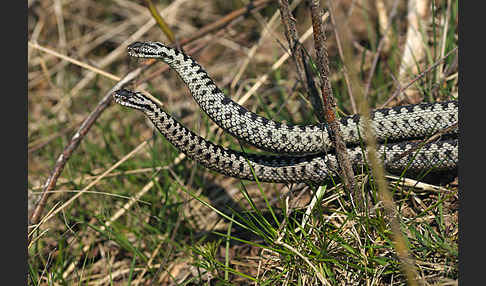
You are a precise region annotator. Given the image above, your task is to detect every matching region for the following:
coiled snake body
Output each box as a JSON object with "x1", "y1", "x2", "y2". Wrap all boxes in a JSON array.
[{"x1": 112, "y1": 42, "x2": 458, "y2": 184}]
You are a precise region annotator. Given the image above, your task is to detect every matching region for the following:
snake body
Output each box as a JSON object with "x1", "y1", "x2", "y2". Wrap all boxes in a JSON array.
[
  {"x1": 126, "y1": 41, "x2": 458, "y2": 155},
  {"x1": 113, "y1": 89, "x2": 458, "y2": 184}
]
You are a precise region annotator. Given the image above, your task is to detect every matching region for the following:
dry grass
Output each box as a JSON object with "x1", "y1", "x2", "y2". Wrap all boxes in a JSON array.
[{"x1": 28, "y1": 0, "x2": 458, "y2": 285}]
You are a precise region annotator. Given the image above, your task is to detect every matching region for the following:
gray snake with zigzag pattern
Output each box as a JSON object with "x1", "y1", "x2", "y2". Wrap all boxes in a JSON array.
[{"x1": 112, "y1": 42, "x2": 458, "y2": 183}]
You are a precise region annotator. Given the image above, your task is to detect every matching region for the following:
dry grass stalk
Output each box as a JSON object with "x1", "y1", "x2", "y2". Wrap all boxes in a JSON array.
[{"x1": 330, "y1": 1, "x2": 421, "y2": 284}]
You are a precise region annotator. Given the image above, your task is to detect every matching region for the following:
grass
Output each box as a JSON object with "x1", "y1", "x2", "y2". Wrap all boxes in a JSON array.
[{"x1": 28, "y1": 0, "x2": 458, "y2": 285}]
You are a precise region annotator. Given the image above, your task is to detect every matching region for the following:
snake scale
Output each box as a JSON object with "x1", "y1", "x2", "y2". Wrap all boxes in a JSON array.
[{"x1": 112, "y1": 41, "x2": 458, "y2": 184}]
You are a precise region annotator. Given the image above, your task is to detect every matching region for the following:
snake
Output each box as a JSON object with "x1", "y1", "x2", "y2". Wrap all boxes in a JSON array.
[
  {"x1": 124, "y1": 41, "x2": 458, "y2": 155},
  {"x1": 112, "y1": 88, "x2": 458, "y2": 184}
]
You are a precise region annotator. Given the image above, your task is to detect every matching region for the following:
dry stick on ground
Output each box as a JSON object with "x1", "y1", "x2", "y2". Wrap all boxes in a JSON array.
[
  {"x1": 28, "y1": 3, "x2": 272, "y2": 232},
  {"x1": 308, "y1": 0, "x2": 361, "y2": 210},
  {"x1": 278, "y1": 0, "x2": 326, "y2": 122},
  {"x1": 330, "y1": 1, "x2": 420, "y2": 285}
]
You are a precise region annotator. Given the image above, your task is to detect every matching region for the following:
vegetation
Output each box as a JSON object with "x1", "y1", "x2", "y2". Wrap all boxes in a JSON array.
[{"x1": 28, "y1": 0, "x2": 458, "y2": 285}]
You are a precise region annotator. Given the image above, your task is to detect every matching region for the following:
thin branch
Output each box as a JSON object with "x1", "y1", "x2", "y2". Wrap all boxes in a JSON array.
[
  {"x1": 308, "y1": 0, "x2": 360, "y2": 209},
  {"x1": 278, "y1": 0, "x2": 325, "y2": 122}
]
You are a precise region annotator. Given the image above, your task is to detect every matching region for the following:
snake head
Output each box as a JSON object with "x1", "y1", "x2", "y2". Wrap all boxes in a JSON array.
[
  {"x1": 113, "y1": 89, "x2": 155, "y2": 112},
  {"x1": 127, "y1": 41, "x2": 172, "y2": 59}
]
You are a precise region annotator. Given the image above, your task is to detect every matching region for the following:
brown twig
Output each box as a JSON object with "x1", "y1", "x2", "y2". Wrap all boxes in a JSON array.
[
  {"x1": 308, "y1": 0, "x2": 360, "y2": 209},
  {"x1": 278, "y1": 0, "x2": 325, "y2": 122}
]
